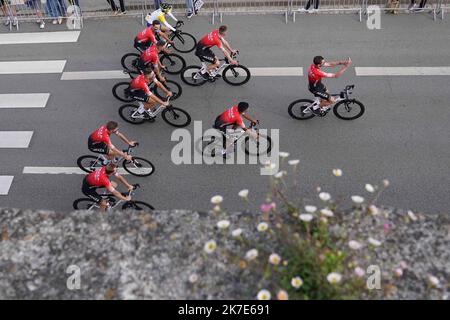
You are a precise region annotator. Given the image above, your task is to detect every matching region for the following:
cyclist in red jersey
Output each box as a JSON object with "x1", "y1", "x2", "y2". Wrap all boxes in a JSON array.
[
  {"x1": 137, "y1": 40, "x2": 167, "y2": 81},
  {"x1": 213, "y1": 102, "x2": 258, "y2": 156},
  {"x1": 81, "y1": 164, "x2": 134, "y2": 211},
  {"x1": 130, "y1": 70, "x2": 171, "y2": 117},
  {"x1": 308, "y1": 55, "x2": 352, "y2": 115},
  {"x1": 195, "y1": 25, "x2": 238, "y2": 80},
  {"x1": 88, "y1": 121, "x2": 136, "y2": 162},
  {"x1": 134, "y1": 20, "x2": 173, "y2": 53}
]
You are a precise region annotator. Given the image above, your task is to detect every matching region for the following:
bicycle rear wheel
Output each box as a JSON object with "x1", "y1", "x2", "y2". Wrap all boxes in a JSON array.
[
  {"x1": 160, "y1": 53, "x2": 186, "y2": 74},
  {"x1": 73, "y1": 198, "x2": 98, "y2": 211},
  {"x1": 122, "y1": 201, "x2": 154, "y2": 212},
  {"x1": 222, "y1": 65, "x2": 251, "y2": 86},
  {"x1": 121, "y1": 53, "x2": 140, "y2": 72},
  {"x1": 118, "y1": 104, "x2": 147, "y2": 125},
  {"x1": 77, "y1": 155, "x2": 104, "y2": 173},
  {"x1": 162, "y1": 107, "x2": 191, "y2": 127},
  {"x1": 200, "y1": 135, "x2": 222, "y2": 158},
  {"x1": 122, "y1": 157, "x2": 155, "y2": 177},
  {"x1": 112, "y1": 82, "x2": 134, "y2": 103},
  {"x1": 333, "y1": 100, "x2": 365, "y2": 120},
  {"x1": 288, "y1": 99, "x2": 316, "y2": 120},
  {"x1": 244, "y1": 134, "x2": 272, "y2": 156},
  {"x1": 153, "y1": 80, "x2": 182, "y2": 101},
  {"x1": 180, "y1": 66, "x2": 207, "y2": 86},
  {"x1": 170, "y1": 31, "x2": 196, "y2": 53}
]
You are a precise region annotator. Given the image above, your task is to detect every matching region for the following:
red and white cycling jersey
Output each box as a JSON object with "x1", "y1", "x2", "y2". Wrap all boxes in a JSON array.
[
  {"x1": 135, "y1": 27, "x2": 158, "y2": 43},
  {"x1": 217, "y1": 105, "x2": 245, "y2": 128},
  {"x1": 86, "y1": 166, "x2": 112, "y2": 189},
  {"x1": 90, "y1": 125, "x2": 112, "y2": 146},
  {"x1": 199, "y1": 29, "x2": 222, "y2": 49},
  {"x1": 140, "y1": 44, "x2": 160, "y2": 66},
  {"x1": 130, "y1": 74, "x2": 152, "y2": 95},
  {"x1": 307, "y1": 63, "x2": 333, "y2": 87}
]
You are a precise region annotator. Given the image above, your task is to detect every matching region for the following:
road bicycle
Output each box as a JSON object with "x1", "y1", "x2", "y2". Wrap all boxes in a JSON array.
[
  {"x1": 199, "y1": 121, "x2": 272, "y2": 158},
  {"x1": 121, "y1": 45, "x2": 186, "y2": 75},
  {"x1": 288, "y1": 85, "x2": 365, "y2": 120},
  {"x1": 181, "y1": 51, "x2": 251, "y2": 87},
  {"x1": 118, "y1": 98, "x2": 191, "y2": 127},
  {"x1": 160, "y1": 21, "x2": 197, "y2": 53},
  {"x1": 112, "y1": 69, "x2": 182, "y2": 102},
  {"x1": 73, "y1": 184, "x2": 154, "y2": 212},
  {"x1": 77, "y1": 143, "x2": 155, "y2": 177}
]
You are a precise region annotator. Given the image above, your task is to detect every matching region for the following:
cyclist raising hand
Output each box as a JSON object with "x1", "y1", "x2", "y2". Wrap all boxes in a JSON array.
[
  {"x1": 308, "y1": 56, "x2": 352, "y2": 115},
  {"x1": 195, "y1": 25, "x2": 238, "y2": 81}
]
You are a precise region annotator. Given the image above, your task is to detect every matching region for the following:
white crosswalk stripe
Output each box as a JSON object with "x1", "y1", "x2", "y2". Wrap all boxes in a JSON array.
[
  {"x1": 0, "y1": 176, "x2": 14, "y2": 195},
  {"x1": 0, "y1": 60, "x2": 66, "y2": 74},
  {"x1": 0, "y1": 131, "x2": 33, "y2": 148},
  {"x1": 0, "y1": 31, "x2": 81, "y2": 45},
  {"x1": 23, "y1": 167, "x2": 130, "y2": 175},
  {"x1": 0, "y1": 93, "x2": 50, "y2": 109}
]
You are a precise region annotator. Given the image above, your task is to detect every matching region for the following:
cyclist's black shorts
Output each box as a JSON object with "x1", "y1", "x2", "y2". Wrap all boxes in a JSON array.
[
  {"x1": 82, "y1": 177, "x2": 103, "y2": 203},
  {"x1": 130, "y1": 89, "x2": 150, "y2": 102},
  {"x1": 134, "y1": 38, "x2": 152, "y2": 53},
  {"x1": 136, "y1": 58, "x2": 155, "y2": 73},
  {"x1": 88, "y1": 136, "x2": 109, "y2": 155},
  {"x1": 309, "y1": 83, "x2": 331, "y2": 101},
  {"x1": 213, "y1": 116, "x2": 229, "y2": 134},
  {"x1": 195, "y1": 44, "x2": 216, "y2": 63}
]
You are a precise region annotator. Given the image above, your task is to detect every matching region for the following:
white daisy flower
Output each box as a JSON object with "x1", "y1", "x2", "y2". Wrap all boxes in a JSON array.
[
  {"x1": 217, "y1": 220, "x2": 230, "y2": 229},
  {"x1": 365, "y1": 184, "x2": 375, "y2": 193},
  {"x1": 257, "y1": 222, "x2": 269, "y2": 232},
  {"x1": 348, "y1": 240, "x2": 363, "y2": 250},
  {"x1": 189, "y1": 274, "x2": 199, "y2": 283},
  {"x1": 231, "y1": 228, "x2": 242, "y2": 237},
  {"x1": 368, "y1": 237, "x2": 382, "y2": 247},
  {"x1": 288, "y1": 159, "x2": 300, "y2": 166},
  {"x1": 369, "y1": 205, "x2": 379, "y2": 216},
  {"x1": 204, "y1": 240, "x2": 217, "y2": 254},
  {"x1": 291, "y1": 276, "x2": 303, "y2": 289},
  {"x1": 305, "y1": 205, "x2": 317, "y2": 213},
  {"x1": 274, "y1": 171, "x2": 287, "y2": 179},
  {"x1": 382, "y1": 179, "x2": 390, "y2": 187},
  {"x1": 319, "y1": 192, "x2": 331, "y2": 201},
  {"x1": 407, "y1": 210, "x2": 418, "y2": 221},
  {"x1": 332, "y1": 169, "x2": 343, "y2": 177},
  {"x1": 245, "y1": 249, "x2": 259, "y2": 261},
  {"x1": 210, "y1": 195, "x2": 223, "y2": 205},
  {"x1": 299, "y1": 214, "x2": 313, "y2": 222},
  {"x1": 428, "y1": 275, "x2": 440, "y2": 288},
  {"x1": 279, "y1": 152, "x2": 290, "y2": 158},
  {"x1": 327, "y1": 272, "x2": 342, "y2": 284},
  {"x1": 257, "y1": 289, "x2": 271, "y2": 300},
  {"x1": 320, "y1": 208, "x2": 334, "y2": 217},
  {"x1": 351, "y1": 195, "x2": 365, "y2": 204},
  {"x1": 238, "y1": 189, "x2": 249, "y2": 198},
  {"x1": 268, "y1": 253, "x2": 281, "y2": 265},
  {"x1": 394, "y1": 268, "x2": 403, "y2": 278}
]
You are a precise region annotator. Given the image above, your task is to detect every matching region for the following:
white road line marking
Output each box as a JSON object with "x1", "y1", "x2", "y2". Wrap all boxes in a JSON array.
[
  {"x1": 61, "y1": 70, "x2": 130, "y2": 80},
  {"x1": 23, "y1": 167, "x2": 130, "y2": 175},
  {"x1": 0, "y1": 176, "x2": 14, "y2": 195},
  {"x1": 0, "y1": 93, "x2": 50, "y2": 109},
  {"x1": 355, "y1": 67, "x2": 450, "y2": 76},
  {"x1": 60, "y1": 67, "x2": 304, "y2": 80},
  {"x1": 249, "y1": 67, "x2": 303, "y2": 76},
  {"x1": 0, "y1": 60, "x2": 66, "y2": 74},
  {"x1": 0, "y1": 131, "x2": 33, "y2": 148},
  {"x1": 0, "y1": 31, "x2": 80, "y2": 45}
]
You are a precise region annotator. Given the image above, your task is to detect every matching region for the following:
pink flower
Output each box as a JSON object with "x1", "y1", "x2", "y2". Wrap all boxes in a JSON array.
[
  {"x1": 399, "y1": 261, "x2": 407, "y2": 269},
  {"x1": 261, "y1": 202, "x2": 276, "y2": 214},
  {"x1": 384, "y1": 223, "x2": 391, "y2": 233}
]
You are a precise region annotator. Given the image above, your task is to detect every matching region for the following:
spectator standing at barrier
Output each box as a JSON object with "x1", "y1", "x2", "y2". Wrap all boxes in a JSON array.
[
  {"x1": 299, "y1": 0, "x2": 320, "y2": 13},
  {"x1": 154, "y1": 0, "x2": 161, "y2": 9},
  {"x1": 107, "y1": 0, "x2": 126, "y2": 15},
  {"x1": 408, "y1": 0, "x2": 427, "y2": 12},
  {"x1": 47, "y1": 0, "x2": 66, "y2": 24},
  {"x1": 186, "y1": 0, "x2": 194, "y2": 18},
  {"x1": 25, "y1": 0, "x2": 46, "y2": 29},
  {"x1": 2, "y1": 0, "x2": 19, "y2": 27}
]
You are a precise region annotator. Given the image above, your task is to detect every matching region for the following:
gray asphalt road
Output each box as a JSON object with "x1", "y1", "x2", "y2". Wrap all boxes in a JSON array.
[{"x1": 0, "y1": 14, "x2": 449, "y2": 214}]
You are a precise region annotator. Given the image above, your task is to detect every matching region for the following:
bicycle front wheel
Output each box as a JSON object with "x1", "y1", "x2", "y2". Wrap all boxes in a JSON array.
[
  {"x1": 77, "y1": 155, "x2": 103, "y2": 173},
  {"x1": 121, "y1": 53, "x2": 140, "y2": 72},
  {"x1": 118, "y1": 104, "x2": 147, "y2": 125},
  {"x1": 122, "y1": 157, "x2": 155, "y2": 177},
  {"x1": 160, "y1": 53, "x2": 186, "y2": 74},
  {"x1": 162, "y1": 107, "x2": 191, "y2": 127},
  {"x1": 333, "y1": 100, "x2": 365, "y2": 120},
  {"x1": 222, "y1": 65, "x2": 251, "y2": 86},
  {"x1": 112, "y1": 82, "x2": 134, "y2": 103},
  {"x1": 73, "y1": 198, "x2": 98, "y2": 211},
  {"x1": 153, "y1": 80, "x2": 182, "y2": 101},
  {"x1": 288, "y1": 99, "x2": 315, "y2": 120},
  {"x1": 180, "y1": 66, "x2": 207, "y2": 86},
  {"x1": 122, "y1": 200, "x2": 154, "y2": 212},
  {"x1": 244, "y1": 134, "x2": 272, "y2": 156},
  {"x1": 170, "y1": 31, "x2": 196, "y2": 53}
]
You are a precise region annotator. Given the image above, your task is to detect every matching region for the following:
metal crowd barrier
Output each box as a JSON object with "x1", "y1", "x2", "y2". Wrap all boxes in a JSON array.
[{"x1": 1, "y1": 0, "x2": 448, "y2": 31}]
